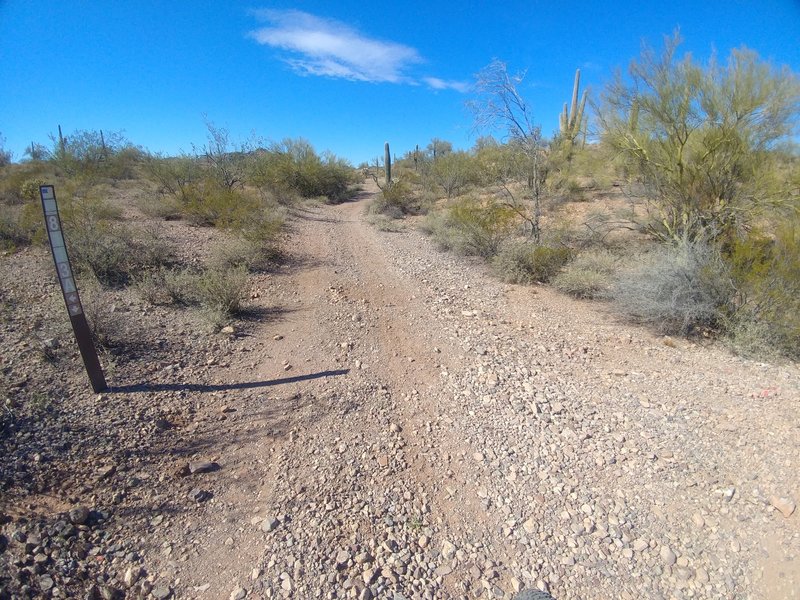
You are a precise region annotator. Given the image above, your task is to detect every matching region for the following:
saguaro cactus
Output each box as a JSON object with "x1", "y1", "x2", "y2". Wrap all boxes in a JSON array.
[
  {"x1": 384, "y1": 142, "x2": 391, "y2": 186},
  {"x1": 559, "y1": 69, "x2": 588, "y2": 152}
]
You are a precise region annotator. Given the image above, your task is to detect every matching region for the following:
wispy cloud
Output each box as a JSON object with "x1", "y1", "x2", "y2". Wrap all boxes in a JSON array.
[
  {"x1": 249, "y1": 9, "x2": 422, "y2": 84},
  {"x1": 423, "y1": 77, "x2": 471, "y2": 93}
]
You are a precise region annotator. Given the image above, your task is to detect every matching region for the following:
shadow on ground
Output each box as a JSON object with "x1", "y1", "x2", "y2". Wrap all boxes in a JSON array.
[{"x1": 107, "y1": 369, "x2": 350, "y2": 394}]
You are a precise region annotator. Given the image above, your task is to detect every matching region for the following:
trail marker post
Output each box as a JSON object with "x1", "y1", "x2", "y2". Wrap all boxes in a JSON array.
[{"x1": 39, "y1": 185, "x2": 107, "y2": 392}]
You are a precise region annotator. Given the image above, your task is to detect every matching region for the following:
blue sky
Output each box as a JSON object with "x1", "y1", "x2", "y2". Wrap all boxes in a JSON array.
[{"x1": 1, "y1": 1, "x2": 799, "y2": 165}]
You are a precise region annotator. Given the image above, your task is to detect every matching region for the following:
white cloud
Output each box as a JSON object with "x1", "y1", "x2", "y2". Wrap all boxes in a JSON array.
[
  {"x1": 249, "y1": 9, "x2": 422, "y2": 83},
  {"x1": 423, "y1": 77, "x2": 470, "y2": 93}
]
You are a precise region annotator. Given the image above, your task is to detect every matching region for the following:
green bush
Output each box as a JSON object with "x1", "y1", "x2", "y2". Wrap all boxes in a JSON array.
[
  {"x1": 612, "y1": 238, "x2": 735, "y2": 334},
  {"x1": 725, "y1": 224, "x2": 800, "y2": 359},
  {"x1": 422, "y1": 197, "x2": 517, "y2": 258},
  {"x1": 552, "y1": 250, "x2": 618, "y2": 298},
  {"x1": 492, "y1": 241, "x2": 573, "y2": 284},
  {"x1": 0, "y1": 164, "x2": 50, "y2": 205},
  {"x1": 369, "y1": 180, "x2": 428, "y2": 217},
  {"x1": 248, "y1": 139, "x2": 358, "y2": 204},
  {"x1": 61, "y1": 197, "x2": 174, "y2": 286}
]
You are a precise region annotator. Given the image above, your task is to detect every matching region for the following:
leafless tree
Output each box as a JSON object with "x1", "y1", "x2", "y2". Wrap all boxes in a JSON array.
[{"x1": 467, "y1": 60, "x2": 547, "y2": 241}]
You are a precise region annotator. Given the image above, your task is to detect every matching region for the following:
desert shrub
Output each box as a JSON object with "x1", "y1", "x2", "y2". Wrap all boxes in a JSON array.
[
  {"x1": 0, "y1": 163, "x2": 50, "y2": 205},
  {"x1": 63, "y1": 202, "x2": 174, "y2": 287},
  {"x1": 612, "y1": 238, "x2": 735, "y2": 334},
  {"x1": 19, "y1": 178, "x2": 47, "y2": 202},
  {"x1": 142, "y1": 154, "x2": 202, "y2": 207},
  {"x1": 430, "y1": 151, "x2": 476, "y2": 198},
  {"x1": 423, "y1": 197, "x2": 517, "y2": 258},
  {"x1": 79, "y1": 283, "x2": 133, "y2": 349},
  {"x1": 599, "y1": 35, "x2": 800, "y2": 243},
  {"x1": 180, "y1": 181, "x2": 248, "y2": 227},
  {"x1": 370, "y1": 180, "x2": 426, "y2": 217},
  {"x1": 725, "y1": 224, "x2": 800, "y2": 359},
  {"x1": 136, "y1": 267, "x2": 200, "y2": 306},
  {"x1": 552, "y1": 250, "x2": 619, "y2": 298},
  {"x1": 249, "y1": 139, "x2": 358, "y2": 204},
  {"x1": 0, "y1": 206, "x2": 32, "y2": 251},
  {"x1": 492, "y1": 241, "x2": 573, "y2": 284}
]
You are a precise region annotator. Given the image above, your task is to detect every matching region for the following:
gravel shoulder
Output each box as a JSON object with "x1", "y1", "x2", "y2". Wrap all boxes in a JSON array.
[{"x1": 1, "y1": 181, "x2": 798, "y2": 599}]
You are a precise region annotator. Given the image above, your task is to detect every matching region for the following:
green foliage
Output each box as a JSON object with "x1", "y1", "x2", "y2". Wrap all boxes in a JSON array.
[
  {"x1": 599, "y1": 33, "x2": 800, "y2": 243},
  {"x1": 370, "y1": 180, "x2": 429, "y2": 217},
  {"x1": 612, "y1": 238, "x2": 735, "y2": 334},
  {"x1": 53, "y1": 129, "x2": 141, "y2": 185},
  {"x1": 198, "y1": 120, "x2": 248, "y2": 190},
  {"x1": 0, "y1": 162, "x2": 51, "y2": 205},
  {"x1": 248, "y1": 139, "x2": 357, "y2": 204},
  {"x1": 726, "y1": 224, "x2": 800, "y2": 359},
  {"x1": 142, "y1": 153, "x2": 202, "y2": 206},
  {"x1": 430, "y1": 151, "x2": 476, "y2": 198},
  {"x1": 492, "y1": 241, "x2": 573, "y2": 284},
  {"x1": 60, "y1": 196, "x2": 173, "y2": 286},
  {"x1": 422, "y1": 197, "x2": 517, "y2": 258},
  {"x1": 552, "y1": 250, "x2": 618, "y2": 298},
  {"x1": 0, "y1": 205, "x2": 38, "y2": 251}
]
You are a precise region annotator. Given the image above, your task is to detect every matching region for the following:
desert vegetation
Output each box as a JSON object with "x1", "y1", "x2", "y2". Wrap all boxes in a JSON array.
[
  {"x1": 0, "y1": 122, "x2": 360, "y2": 339},
  {"x1": 366, "y1": 35, "x2": 799, "y2": 361},
  {"x1": 1, "y1": 36, "x2": 798, "y2": 365}
]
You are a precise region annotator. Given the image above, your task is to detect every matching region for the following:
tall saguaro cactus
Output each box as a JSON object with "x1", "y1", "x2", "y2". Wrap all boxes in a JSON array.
[
  {"x1": 384, "y1": 142, "x2": 391, "y2": 186},
  {"x1": 559, "y1": 69, "x2": 588, "y2": 156}
]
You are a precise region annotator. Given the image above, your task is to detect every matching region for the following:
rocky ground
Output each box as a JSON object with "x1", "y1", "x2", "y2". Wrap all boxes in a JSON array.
[{"x1": 1, "y1": 181, "x2": 798, "y2": 599}]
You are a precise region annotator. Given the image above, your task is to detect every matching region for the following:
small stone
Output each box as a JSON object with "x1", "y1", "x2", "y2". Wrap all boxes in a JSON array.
[
  {"x1": 124, "y1": 566, "x2": 142, "y2": 588},
  {"x1": 473, "y1": 452, "x2": 484, "y2": 462},
  {"x1": 621, "y1": 548, "x2": 634, "y2": 559},
  {"x1": 251, "y1": 569, "x2": 261, "y2": 580},
  {"x1": 97, "y1": 465, "x2": 116, "y2": 480},
  {"x1": 230, "y1": 586, "x2": 247, "y2": 600},
  {"x1": 770, "y1": 496, "x2": 796, "y2": 518},
  {"x1": 189, "y1": 488, "x2": 212, "y2": 503},
  {"x1": 441, "y1": 540, "x2": 456, "y2": 560},
  {"x1": 522, "y1": 518, "x2": 536, "y2": 535},
  {"x1": 39, "y1": 575, "x2": 54, "y2": 592},
  {"x1": 221, "y1": 326, "x2": 235, "y2": 335},
  {"x1": 283, "y1": 363, "x2": 292, "y2": 371},
  {"x1": 660, "y1": 545, "x2": 677, "y2": 566},
  {"x1": 280, "y1": 578, "x2": 292, "y2": 592},
  {"x1": 434, "y1": 564, "x2": 453, "y2": 576},
  {"x1": 68, "y1": 506, "x2": 90, "y2": 525},
  {"x1": 695, "y1": 567, "x2": 710, "y2": 583},
  {"x1": 691, "y1": 513, "x2": 705, "y2": 528},
  {"x1": 389, "y1": 423, "x2": 401, "y2": 433},
  {"x1": 418, "y1": 535, "x2": 429, "y2": 549},
  {"x1": 335, "y1": 550, "x2": 351, "y2": 568},
  {"x1": 151, "y1": 585, "x2": 172, "y2": 599},
  {"x1": 633, "y1": 539, "x2": 649, "y2": 552},
  {"x1": 261, "y1": 517, "x2": 280, "y2": 532},
  {"x1": 273, "y1": 335, "x2": 284, "y2": 341},
  {"x1": 189, "y1": 461, "x2": 220, "y2": 474}
]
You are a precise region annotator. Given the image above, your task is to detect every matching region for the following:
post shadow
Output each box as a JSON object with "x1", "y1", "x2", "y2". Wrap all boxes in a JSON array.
[{"x1": 107, "y1": 369, "x2": 350, "y2": 394}]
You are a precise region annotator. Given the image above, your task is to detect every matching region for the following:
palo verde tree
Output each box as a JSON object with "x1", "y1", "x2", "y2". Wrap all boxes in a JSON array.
[
  {"x1": 598, "y1": 33, "x2": 800, "y2": 244},
  {"x1": 467, "y1": 59, "x2": 548, "y2": 241}
]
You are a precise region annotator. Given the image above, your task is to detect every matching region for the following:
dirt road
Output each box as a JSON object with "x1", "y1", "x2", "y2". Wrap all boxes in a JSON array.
[
  {"x1": 3, "y1": 180, "x2": 791, "y2": 600},
  {"x1": 118, "y1": 181, "x2": 798, "y2": 600}
]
